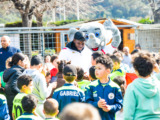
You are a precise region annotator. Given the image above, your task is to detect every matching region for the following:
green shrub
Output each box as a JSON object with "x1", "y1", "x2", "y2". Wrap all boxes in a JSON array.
[
  {"x1": 50, "y1": 19, "x2": 83, "y2": 26},
  {"x1": 138, "y1": 18, "x2": 153, "y2": 24},
  {"x1": 5, "y1": 21, "x2": 38, "y2": 27}
]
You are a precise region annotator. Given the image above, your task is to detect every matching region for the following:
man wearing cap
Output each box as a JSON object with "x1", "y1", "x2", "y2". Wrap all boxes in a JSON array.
[
  {"x1": 59, "y1": 31, "x2": 92, "y2": 74},
  {"x1": 0, "y1": 36, "x2": 21, "y2": 72}
]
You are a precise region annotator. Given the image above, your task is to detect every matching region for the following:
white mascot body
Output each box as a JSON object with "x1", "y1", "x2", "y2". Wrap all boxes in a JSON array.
[{"x1": 68, "y1": 19, "x2": 121, "y2": 54}]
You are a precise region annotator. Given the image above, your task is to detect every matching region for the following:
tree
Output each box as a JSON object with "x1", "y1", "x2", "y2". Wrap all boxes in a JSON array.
[
  {"x1": 0, "y1": 0, "x2": 55, "y2": 27},
  {"x1": 148, "y1": 0, "x2": 160, "y2": 23},
  {"x1": 119, "y1": 0, "x2": 160, "y2": 23}
]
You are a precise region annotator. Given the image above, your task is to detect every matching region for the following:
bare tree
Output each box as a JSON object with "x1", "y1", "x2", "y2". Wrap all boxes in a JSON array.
[
  {"x1": 33, "y1": 0, "x2": 58, "y2": 27},
  {"x1": 148, "y1": 0, "x2": 160, "y2": 23},
  {"x1": 11, "y1": 0, "x2": 36, "y2": 27},
  {"x1": 0, "y1": 0, "x2": 56, "y2": 27}
]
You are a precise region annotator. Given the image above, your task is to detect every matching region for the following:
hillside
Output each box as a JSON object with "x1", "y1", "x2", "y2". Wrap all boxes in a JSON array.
[{"x1": 0, "y1": 0, "x2": 151, "y2": 24}]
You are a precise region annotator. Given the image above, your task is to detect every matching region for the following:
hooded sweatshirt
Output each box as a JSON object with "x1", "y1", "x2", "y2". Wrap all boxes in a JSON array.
[
  {"x1": 23, "y1": 69, "x2": 52, "y2": 103},
  {"x1": 58, "y1": 41, "x2": 92, "y2": 74},
  {"x1": 124, "y1": 76, "x2": 160, "y2": 120}
]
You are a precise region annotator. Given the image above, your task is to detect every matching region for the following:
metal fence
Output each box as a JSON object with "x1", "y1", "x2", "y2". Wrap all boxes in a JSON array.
[
  {"x1": 135, "y1": 27, "x2": 160, "y2": 52},
  {"x1": 0, "y1": 27, "x2": 74, "y2": 58},
  {"x1": 1, "y1": 25, "x2": 160, "y2": 59}
]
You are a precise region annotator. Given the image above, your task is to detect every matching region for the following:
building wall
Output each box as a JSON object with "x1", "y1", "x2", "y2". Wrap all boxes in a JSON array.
[
  {"x1": 136, "y1": 29, "x2": 160, "y2": 52},
  {"x1": 123, "y1": 29, "x2": 135, "y2": 53}
]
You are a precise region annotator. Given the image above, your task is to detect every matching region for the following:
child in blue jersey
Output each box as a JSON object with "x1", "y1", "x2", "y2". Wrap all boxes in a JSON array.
[
  {"x1": 0, "y1": 94, "x2": 10, "y2": 120},
  {"x1": 16, "y1": 94, "x2": 42, "y2": 120},
  {"x1": 44, "y1": 98, "x2": 59, "y2": 120},
  {"x1": 12, "y1": 75, "x2": 33, "y2": 120},
  {"x1": 52, "y1": 64, "x2": 85, "y2": 114},
  {"x1": 85, "y1": 56, "x2": 123, "y2": 120}
]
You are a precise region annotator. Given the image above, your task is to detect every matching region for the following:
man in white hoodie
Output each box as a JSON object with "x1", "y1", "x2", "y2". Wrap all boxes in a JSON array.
[
  {"x1": 23, "y1": 55, "x2": 54, "y2": 118},
  {"x1": 59, "y1": 31, "x2": 92, "y2": 74}
]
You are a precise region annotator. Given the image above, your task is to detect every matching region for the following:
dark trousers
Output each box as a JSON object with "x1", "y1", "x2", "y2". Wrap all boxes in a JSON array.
[{"x1": 8, "y1": 105, "x2": 13, "y2": 120}]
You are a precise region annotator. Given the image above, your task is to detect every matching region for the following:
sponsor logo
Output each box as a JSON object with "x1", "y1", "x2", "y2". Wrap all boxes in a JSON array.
[
  {"x1": 108, "y1": 93, "x2": 115, "y2": 100},
  {"x1": 93, "y1": 91, "x2": 97, "y2": 97}
]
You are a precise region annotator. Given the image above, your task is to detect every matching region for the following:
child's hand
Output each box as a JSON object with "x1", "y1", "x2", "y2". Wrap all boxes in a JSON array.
[
  {"x1": 102, "y1": 105, "x2": 111, "y2": 112},
  {"x1": 98, "y1": 98, "x2": 106, "y2": 108}
]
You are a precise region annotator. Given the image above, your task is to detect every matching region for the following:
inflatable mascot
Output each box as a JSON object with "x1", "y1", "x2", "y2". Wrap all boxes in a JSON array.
[{"x1": 68, "y1": 19, "x2": 121, "y2": 54}]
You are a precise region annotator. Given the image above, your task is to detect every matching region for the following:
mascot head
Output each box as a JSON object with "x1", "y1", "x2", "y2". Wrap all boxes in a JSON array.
[
  {"x1": 68, "y1": 19, "x2": 121, "y2": 53},
  {"x1": 79, "y1": 22, "x2": 112, "y2": 51}
]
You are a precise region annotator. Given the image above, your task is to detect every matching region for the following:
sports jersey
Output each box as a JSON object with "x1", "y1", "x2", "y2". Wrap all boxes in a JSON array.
[
  {"x1": 0, "y1": 94, "x2": 10, "y2": 120},
  {"x1": 12, "y1": 93, "x2": 26, "y2": 119},
  {"x1": 85, "y1": 79, "x2": 123, "y2": 120},
  {"x1": 16, "y1": 112, "x2": 42, "y2": 120},
  {"x1": 77, "y1": 80, "x2": 91, "y2": 91},
  {"x1": 110, "y1": 68, "x2": 125, "y2": 80},
  {"x1": 52, "y1": 83, "x2": 85, "y2": 113}
]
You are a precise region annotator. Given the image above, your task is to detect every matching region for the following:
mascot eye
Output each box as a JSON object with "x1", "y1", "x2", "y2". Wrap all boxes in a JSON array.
[
  {"x1": 95, "y1": 32, "x2": 100, "y2": 37},
  {"x1": 85, "y1": 34, "x2": 89, "y2": 40}
]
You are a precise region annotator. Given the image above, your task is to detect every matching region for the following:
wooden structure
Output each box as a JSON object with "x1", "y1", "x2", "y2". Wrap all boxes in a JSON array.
[{"x1": 53, "y1": 19, "x2": 140, "y2": 53}]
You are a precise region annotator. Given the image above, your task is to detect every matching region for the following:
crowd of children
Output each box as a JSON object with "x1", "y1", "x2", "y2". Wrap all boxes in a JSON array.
[{"x1": 1, "y1": 45, "x2": 160, "y2": 120}]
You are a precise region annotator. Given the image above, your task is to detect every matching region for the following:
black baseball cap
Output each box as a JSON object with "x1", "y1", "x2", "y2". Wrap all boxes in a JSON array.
[
  {"x1": 74, "y1": 31, "x2": 85, "y2": 41},
  {"x1": 63, "y1": 65, "x2": 77, "y2": 76}
]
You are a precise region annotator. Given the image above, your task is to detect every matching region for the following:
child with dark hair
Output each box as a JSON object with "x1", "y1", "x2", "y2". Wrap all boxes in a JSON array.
[
  {"x1": 23, "y1": 55, "x2": 54, "y2": 118},
  {"x1": 124, "y1": 51, "x2": 160, "y2": 120},
  {"x1": 16, "y1": 95, "x2": 42, "y2": 120},
  {"x1": 89, "y1": 66, "x2": 97, "y2": 81},
  {"x1": 85, "y1": 56, "x2": 123, "y2": 120},
  {"x1": 50, "y1": 54, "x2": 58, "y2": 82},
  {"x1": 44, "y1": 98, "x2": 59, "y2": 120},
  {"x1": 53, "y1": 65, "x2": 85, "y2": 114},
  {"x1": 110, "y1": 55, "x2": 125, "y2": 80},
  {"x1": 12, "y1": 75, "x2": 33, "y2": 120},
  {"x1": 3, "y1": 53, "x2": 25, "y2": 119},
  {"x1": 113, "y1": 76, "x2": 126, "y2": 120},
  {"x1": 76, "y1": 67, "x2": 90, "y2": 91},
  {"x1": 91, "y1": 51, "x2": 104, "y2": 66}
]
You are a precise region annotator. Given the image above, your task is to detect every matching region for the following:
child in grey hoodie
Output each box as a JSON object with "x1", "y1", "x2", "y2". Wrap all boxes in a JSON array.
[{"x1": 23, "y1": 55, "x2": 55, "y2": 118}]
